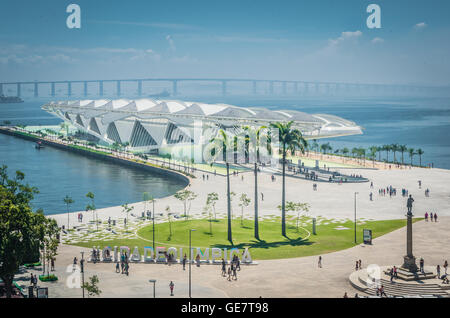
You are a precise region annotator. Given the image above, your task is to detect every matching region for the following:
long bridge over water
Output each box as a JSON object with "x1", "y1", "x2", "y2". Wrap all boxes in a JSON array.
[{"x1": 0, "y1": 78, "x2": 446, "y2": 98}]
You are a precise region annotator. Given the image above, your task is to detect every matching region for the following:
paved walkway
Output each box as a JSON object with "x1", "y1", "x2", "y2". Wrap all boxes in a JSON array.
[
  {"x1": 51, "y1": 165, "x2": 450, "y2": 228},
  {"x1": 15, "y1": 216, "x2": 450, "y2": 298}
]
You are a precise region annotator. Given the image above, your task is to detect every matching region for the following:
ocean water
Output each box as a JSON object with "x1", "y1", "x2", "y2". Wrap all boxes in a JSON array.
[
  {"x1": 0, "y1": 130, "x2": 186, "y2": 215},
  {"x1": 0, "y1": 95, "x2": 449, "y2": 214}
]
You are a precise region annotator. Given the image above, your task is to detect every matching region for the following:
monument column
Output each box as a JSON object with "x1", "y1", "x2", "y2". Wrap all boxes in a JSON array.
[{"x1": 402, "y1": 197, "x2": 418, "y2": 272}]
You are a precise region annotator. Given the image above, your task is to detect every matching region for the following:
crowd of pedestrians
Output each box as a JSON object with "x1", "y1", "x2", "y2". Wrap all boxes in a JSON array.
[
  {"x1": 424, "y1": 212, "x2": 438, "y2": 222},
  {"x1": 221, "y1": 255, "x2": 241, "y2": 282}
]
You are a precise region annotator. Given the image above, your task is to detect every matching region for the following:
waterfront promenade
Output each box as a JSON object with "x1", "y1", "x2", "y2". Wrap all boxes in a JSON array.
[{"x1": 51, "y1": 162, "x2": 450, "y2": 226}]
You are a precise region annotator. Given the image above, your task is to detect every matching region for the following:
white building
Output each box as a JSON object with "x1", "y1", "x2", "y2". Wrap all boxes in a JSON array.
[{"x1": 43, "y1": 99, "x2": 362, "y2": 161}]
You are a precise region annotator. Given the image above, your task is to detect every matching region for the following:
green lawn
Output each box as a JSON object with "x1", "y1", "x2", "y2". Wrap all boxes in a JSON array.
[{"x1": 73, "y1": 217, "x2": 420, "y2": 260}]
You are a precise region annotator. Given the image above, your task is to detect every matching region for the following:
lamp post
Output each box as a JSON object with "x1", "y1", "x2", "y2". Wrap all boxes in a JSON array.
[
  {"x1": 354, "y1": 192, "x2": 358, "y2": 244},
  {"x1": 149, "y1": 279, "x2": 156, "y2": 298},
  {"x1": 189, "y1": 229, "x2": 196, "y2": 298},
  {"x1": 80, "y1": 251, "x2": 85, "y2": 299}
]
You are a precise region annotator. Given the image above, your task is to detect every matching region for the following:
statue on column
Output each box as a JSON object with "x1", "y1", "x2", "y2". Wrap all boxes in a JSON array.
[{"x1": 406, "y1": 195, "x2": 414, "y2": 214}]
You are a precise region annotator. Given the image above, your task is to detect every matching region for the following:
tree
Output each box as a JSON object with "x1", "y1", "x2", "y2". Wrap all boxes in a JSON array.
[
  {"x1": 408, "y1": 148, "x2": 416, "y2": 166},
  {"x1": 270, "y1": 121, "x2": 307, "y2": 237},
  {"x1": 40, "y1": 217, "x2": 60, "y2": 277},
  {"x1": 210, "y1": 129, "x2": 234, "y2": 242},
  {"x1": 293, "y1": 202, "x2": 310, "y2": 232},
  {"x1": 417, "y1": 148, "x2": 424, "y2": 166},
  {"x1": 399, "y1": 144, "x2": 407, "y2": 165},
  {"x1": 85, "y1": 192, "x2": 97, "y2": 231},
  {"x1": 165, "y1": 206, "x2": 172, "y2": 239},
  {"x1": 0, "y1": 166, "x2": 44, "y2": 298},
  {"x1": 203, "y1": 204, "x2": 213, "y2": 235},
  {"x1": 369, "y1": 146, "x2": 378, "y2": 167},
  {"x1": 252, "y1": 125, "x2": 270, "y2": 240},
  {"x1": 238, "y1": 193, "x2": 251, "y2": 226},
  {"x1": 391, "y1": 143, "x2": 399, "y2": 163},
  {"x1": 342, "y1": 147, "x2": 349, "y2": 162},
  {"x1": 121, "y1": 203, "x2": 134, "y2": 231},
  {"x1": 81, "y1": 275, "x2": 102, "y2": 298},
  {"x1": 382, "y1": 144, "x2": 391, "y2": 162},
  {"x1": 63, "y1": 195, "x2": 74, "y2": 230},
  {"x1": 206, "y1": 192, "x2": 219, "y2": 220},
  {"x1": 174, "y1": 189, "x2": 197, "y2": 219}
]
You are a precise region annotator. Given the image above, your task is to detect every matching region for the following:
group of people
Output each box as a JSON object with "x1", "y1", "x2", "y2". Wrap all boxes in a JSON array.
[
  {"x1": 424, "y1": 212, "x2": 438, "y2": 222},
  {"x1": 221, "y1": 255, "x2": 241, "y2": 281},
  {"x1": 201, "y1": 174, "x2": 210, "y2": 181},
  {"x1": 388, "y1": 266, "x2": 399, "y2": 282},
  {"x1": 115, "y1": 252, "x2": 130, "y2": 275},
  {"x1": 29, "y1": 273, "x2": 38, "y2": 289},
  {"x1": 378, "y1": 185, "x2": 397, "y2": 197},
  {"x1": 77, "y1": 213, "x2": 83, "y2": 222},
  {"x1": 354, "y1": 259, "x2": 362, "y2": 271}
]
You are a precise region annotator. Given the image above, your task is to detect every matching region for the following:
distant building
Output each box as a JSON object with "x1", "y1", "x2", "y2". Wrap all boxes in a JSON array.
[{"x1": 43, "y1": 99, "x2": 362, "y2": 162}]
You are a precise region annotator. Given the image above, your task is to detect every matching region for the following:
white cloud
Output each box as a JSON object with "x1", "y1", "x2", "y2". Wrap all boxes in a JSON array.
[
  {"x1": 371, "y1": 37, "x2": 384, "y2": 44},
  {"x1": 414, "y1": 22, "x2": 427, "y2": 30},
  {"x1": 328, "y1": 30, "x2": 362, "y2": 47}
]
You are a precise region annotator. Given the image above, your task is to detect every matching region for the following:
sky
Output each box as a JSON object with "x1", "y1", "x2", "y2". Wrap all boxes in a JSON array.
[{"x1": 1, "y1": 0, "x2": 450, "y2": 85}]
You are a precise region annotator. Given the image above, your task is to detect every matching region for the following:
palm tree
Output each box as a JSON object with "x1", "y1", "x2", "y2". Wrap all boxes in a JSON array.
[
  {"x1": 417, "y1": 148, "x2": 424, "y2": 166},
  {"x1": 376, "y1": 146, "x2": 382, "y2": 162},
  {"x1": 211, "y1": 129, "x2": 234, "y2": 242},
  {"x1": 408, "y1": 148, "x2": 415, "y2": 166},
  {"x1": 342, "y1": 147, "x2": 349, "y2": 162},
  {"x1": 63, "y1": 195, "x2": 74, "y2": 230},
  {"x1": 399, "y1": 145, "x2": 407, "y2": 165},
  {"x1": 369, "y1": 146, "x2": 378, "y2": 167},
  {"x1": 382, "y1": 144, "x2": 391, "y2": 162},
  {"x1": 270, "y1": 121, "x2": 308, "y2": 237},
  {"x1": 251, "y1": 125, "x2": 270, "y2": 240},
  {"x1": 391, "y1": 143, "x2": 399, "y2": 163},
  {"x1": 86, "y1": 192, "x2": 97, "y2": 231}
]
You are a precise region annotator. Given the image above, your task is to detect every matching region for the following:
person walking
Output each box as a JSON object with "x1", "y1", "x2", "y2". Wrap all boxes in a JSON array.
[
  {"x1": 318, "y1": 256, "x2": 322, "y2": 268},
  {"x1": 221, "y1": 259, "x2": 226, "y2": 277},
  {"x1": 444, "y1": 260, "x2": 448, "y2": 274},
  {"x1": 233, "y1": 264, "x2": 237, "y2": 280},
  {"x1": 358, "y1": 260, "x2": 362, "y2": 270},
  {"x1": 51, "y1": 258, "x2": 55, "y2": 271},
  {"x1": 115, "y1": 262, "x2": 120, "y2": 273},
  {"x1": 430, "y1": 212, "x2": 433, "y2": 222},
  {"x1": 169, "y1": 281, "x2": 174, "y2": 296},
  {"x1": 30, "y1": 274, "x2": 34, "y2": 286},
  {"x1": 420, "y1": 258, "x2": 425, "y2": 273},
  {"x1": 437, "y1": 265, "x2": 441, "y2": 279},
  {"x1": 182, "y1": 254, "x2": 187, "y2": 271},
  {"x1": 355, "y1": 261, "x2": 359, "y2": 271},
  {"x1": 227, "y1": 266, "x2": 232, "y2": 281},
  {"x1": 425, "y1": 212, "x2": 428, "y2": 221},
  {"x1": 434, "y1": 213, "x2": 437, "y2": 222}
]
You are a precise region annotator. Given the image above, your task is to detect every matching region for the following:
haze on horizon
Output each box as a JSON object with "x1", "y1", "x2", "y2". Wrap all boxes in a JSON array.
[{"x1": 1, "y1": 0, "x2": 450, "y2": 86}]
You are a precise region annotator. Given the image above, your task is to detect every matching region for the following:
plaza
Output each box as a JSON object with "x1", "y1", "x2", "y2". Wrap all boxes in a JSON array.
[{"x1": 39, "y1": 161, "x2": 450, "y2": 297}]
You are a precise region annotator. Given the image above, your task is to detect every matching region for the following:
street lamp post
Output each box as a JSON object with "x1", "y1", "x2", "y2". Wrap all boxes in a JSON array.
[
  {"x1": 80, "y1": 251, "x2": 85, "y2": 298},
  {"x1": 149, "y1": 279, "x2": 156, "y2": 298},
  {"x1": 189, "y1": 229, "x2": 196, "y2": 298},
  {"x1": 354, "y1": 192, "x2": 358, "y2": 244}
]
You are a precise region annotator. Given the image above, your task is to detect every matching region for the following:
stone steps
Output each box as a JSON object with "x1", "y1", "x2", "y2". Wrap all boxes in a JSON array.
[{"x1": 349, "y1": 268, "x2": 450, "y2": 298}]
